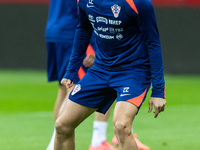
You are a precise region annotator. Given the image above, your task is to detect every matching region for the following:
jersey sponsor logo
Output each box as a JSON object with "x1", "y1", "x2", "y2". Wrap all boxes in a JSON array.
[
  {"x1": 99, "y1": 34, "x2": 114, "y2": 39},
  {"x1": 97, "y1": 26, "x2": 109, "y2": 32},
  {"x1": 94, "y1": 26, "x2": 124, "y2": 33},
  {"x1": 96, "y1": 17, "x2": 108, "y2": 24},
  {"x1": 115, "y1": 28, "x2": 124, "y2": 32},
  {"x1": 109, "y1": 27, "x2": 124, "y2": 33},
  {"x1": 88, "y1": 14, "x2": 95, "y2": 22},
  {"x1": 111, "y1": 4, "x2": 121, "y2": 18},
  {"x1": 94, "y1": 30, "x2": 114, "y2": 39},
  {"x1": 116, "y1": 33, "x2": 123, "y2": 40},
  {"x1": 109, "y1": 27, "x2": 115, "y2": 33},
  {"x1": 109, "y1": 19, "x2": 122, "y2": 25},
  {"x1": 71, "y1": 84, "x2": 81, "y2": 95},
  {"x1": 120, "y1": 93, "x2": 131, "y2": 97}
]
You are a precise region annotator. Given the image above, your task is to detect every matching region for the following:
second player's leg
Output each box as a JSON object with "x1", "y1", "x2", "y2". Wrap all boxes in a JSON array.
[
  {"x1": 89, "y1": 108, "x2": 112, "y2": 149},
  {"x1": 113, "y1": 101, "x2": 139, "y2": 150},
  {"x1": 54, "y1": 99, "x2": 96, "y2": 150},
  {"x1": 58, "y1": 85, "x2": 75, "y2": 116},
  {"x1": 53, "y1": 85, "x2": 66, "y2": 120}
]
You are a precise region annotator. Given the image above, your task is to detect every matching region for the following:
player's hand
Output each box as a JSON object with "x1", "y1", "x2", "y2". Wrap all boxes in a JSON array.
[
  {"x1": 61, "y1": 78, "x2": 73, "y2": 89},
  {"x1": 148, "y1": 97, "x2": 166, "y2": 118},
  {"x1": 83, "y1": 54, "x2": 95, "y2": 68}
]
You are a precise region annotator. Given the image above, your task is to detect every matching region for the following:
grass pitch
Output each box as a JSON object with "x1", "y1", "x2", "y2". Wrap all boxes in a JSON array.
[{"x1": 0, "y1": 70, "x2": 200, "y2": 150}]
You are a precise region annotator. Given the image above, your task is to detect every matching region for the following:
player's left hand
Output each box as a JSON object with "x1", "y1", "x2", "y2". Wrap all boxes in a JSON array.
[
  {"x1": 83, "y1": 54, "x2": 95, "y2": 68},
  {"x1": 148, "y1": 97, "x2": 166, "y2": 118}
]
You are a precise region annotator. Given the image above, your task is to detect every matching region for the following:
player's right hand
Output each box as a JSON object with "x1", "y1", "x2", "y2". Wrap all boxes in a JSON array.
[{"x1": 61, "y1": 78, "x2": 73, "y2": 89}]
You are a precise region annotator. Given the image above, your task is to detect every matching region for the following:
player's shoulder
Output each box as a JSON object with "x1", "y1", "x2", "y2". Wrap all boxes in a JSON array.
[
  {"x1": 133, "y1": 0, "x2": 152, "y2": 5},
  {"x1": 124, "y1": 0, "x2": 155, "y2": 19},
  {"x1": 131, "y1": 0, "x2": 154, "y2": 14},
  {"x1": 133, "y1": 0, "x2": 154, "y2": 10}
]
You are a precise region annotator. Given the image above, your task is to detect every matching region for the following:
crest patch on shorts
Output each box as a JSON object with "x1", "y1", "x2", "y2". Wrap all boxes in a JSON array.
[{"x1": 72, "y1": 84, "x2": 81, "y2": 95}]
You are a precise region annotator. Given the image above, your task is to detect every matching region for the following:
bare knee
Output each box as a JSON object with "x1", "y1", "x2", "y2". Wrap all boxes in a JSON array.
[
  {"x1": 113, "y1": 121, "x2": 132, "y2": 143},
  {"x1": 55, "y1": 119, "x2": 74, "y2": 139},
  {"x1": 113, "y1": 121, "x2": 131, "y2": 135}
]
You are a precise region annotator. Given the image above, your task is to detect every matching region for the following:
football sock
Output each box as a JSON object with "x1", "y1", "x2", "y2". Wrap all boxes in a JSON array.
[
  {"x1": 91, "y1": 121, "x2": 108, "y2": 146},
  {"x1": 47, "y1": 128, "x2": 56, "y2": 150}
]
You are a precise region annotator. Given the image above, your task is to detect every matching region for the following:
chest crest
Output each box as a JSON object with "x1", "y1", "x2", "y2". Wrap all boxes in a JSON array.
[{"x1": 111, "y1": 4, "x2": 121, "y2": 18}]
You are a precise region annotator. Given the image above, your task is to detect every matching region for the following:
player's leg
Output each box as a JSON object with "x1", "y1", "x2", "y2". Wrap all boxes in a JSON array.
[
  {"x1": 54, "y1": 85, "x2": 67, "y2": 120},
  {"x1": 113, "y1": 101, "x2": 138, "y2": 150},
  {"x1": 54, "y1": 99, "x2": 96, "y2": 150},
  {"x1": 111, "y1": 68, "x2": 151, "y2": 150},
  {"x1": 89, "y1": 108, "x2": 116, "y2": 150}
]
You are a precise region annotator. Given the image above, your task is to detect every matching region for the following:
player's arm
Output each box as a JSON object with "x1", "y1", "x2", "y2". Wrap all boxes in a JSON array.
[
  {"x1": 135, "y1": 0, "x2": 166, "y2": 117},
  {"x1": 62, "y1": 6, "x2": 93, "y2": 88}
]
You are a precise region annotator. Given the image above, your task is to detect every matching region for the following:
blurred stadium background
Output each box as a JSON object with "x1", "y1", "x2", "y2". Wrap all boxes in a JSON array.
[
  {"x1": 0, "y1": 0, "x2": 200, "y2": 73},
  {"x1": 0, "y1": 0, "x2": 200, "y2": 150}
]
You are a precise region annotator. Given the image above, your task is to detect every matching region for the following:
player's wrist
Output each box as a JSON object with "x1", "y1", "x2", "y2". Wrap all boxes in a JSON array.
[
  {"x1": 63, "y1": 71, "x2": 75, "y2": 81},
  {"x1": 151, "y1": 92, "x2": 165, "y2": 99}
]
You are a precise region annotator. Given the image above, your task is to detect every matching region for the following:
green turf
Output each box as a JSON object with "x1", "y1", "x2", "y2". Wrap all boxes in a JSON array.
[
  {"x1": 0, "y1": 70, "x2": 200, "y2": 150},
  {"x1": 0, "y1": 70, "x2": 58, "y2": 112}
]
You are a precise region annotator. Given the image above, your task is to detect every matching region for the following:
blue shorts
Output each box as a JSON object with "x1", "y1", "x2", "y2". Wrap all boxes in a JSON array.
[
  {"x1": 46, "y1": 42, "x2": 88, "y2": 84},
  {"x1": 69, "y1": 65, "x2": 151, "y2": 114}
]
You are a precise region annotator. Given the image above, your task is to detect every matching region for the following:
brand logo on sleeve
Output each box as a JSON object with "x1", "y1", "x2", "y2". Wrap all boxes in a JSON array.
[{"x1": 111, "y1": 4, "x2": 121, "y2": 18}]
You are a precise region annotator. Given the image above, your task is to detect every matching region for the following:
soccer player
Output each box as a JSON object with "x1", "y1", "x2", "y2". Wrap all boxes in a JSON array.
[{"x1": 56, "y1": 0, "x2": 166, "y2": 150}]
